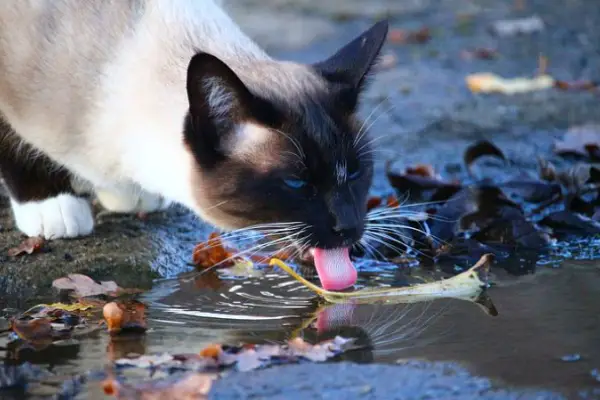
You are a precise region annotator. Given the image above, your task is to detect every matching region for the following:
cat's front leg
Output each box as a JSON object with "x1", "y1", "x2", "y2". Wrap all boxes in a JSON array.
[
  {"x1": 0, "y1": 129, "x2": 95, "y2": 239},
  {"x1": 9, "y1": 195, "x2": 94, "y2": 238},
  {"x1": 94, "y1": 184, "x2": 172, "y2": 215}
]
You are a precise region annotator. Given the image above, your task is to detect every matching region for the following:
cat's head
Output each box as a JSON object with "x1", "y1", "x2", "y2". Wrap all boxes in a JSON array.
[{"x1": 183, "y1": 21, "x2": 389, "y2": 289}]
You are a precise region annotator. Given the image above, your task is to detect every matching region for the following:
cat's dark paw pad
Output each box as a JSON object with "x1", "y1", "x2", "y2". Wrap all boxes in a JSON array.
[{"x1": 10, "y1": 194, "x2": 94, "y2": 239}]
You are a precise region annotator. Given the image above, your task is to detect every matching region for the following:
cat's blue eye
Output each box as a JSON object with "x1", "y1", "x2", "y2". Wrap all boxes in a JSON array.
[
  {"x1": 284, "y1": 179, "x2": 307, "y2": 189},
  {"x1": 348, "y1": 169, "x2": 361, "y2": 180}
]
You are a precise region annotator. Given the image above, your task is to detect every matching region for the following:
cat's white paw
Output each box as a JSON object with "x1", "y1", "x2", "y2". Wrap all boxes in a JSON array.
[
  {"x1": 95, "y1": 187, "x2": 172, "y2": 214},
  {"x1": 10, "y1": 194, "x2": 95, "y2": 239}
]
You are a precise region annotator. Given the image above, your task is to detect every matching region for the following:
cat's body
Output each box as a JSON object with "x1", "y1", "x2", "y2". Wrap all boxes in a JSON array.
[{"x1": 0, "y1": 0, "x2": 388, "y2": 290}]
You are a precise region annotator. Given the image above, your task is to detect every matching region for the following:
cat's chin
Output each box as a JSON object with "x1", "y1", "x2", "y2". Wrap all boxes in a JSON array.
[{"x1": 310, "y1": 247, "x2": 357, "y2": 291}]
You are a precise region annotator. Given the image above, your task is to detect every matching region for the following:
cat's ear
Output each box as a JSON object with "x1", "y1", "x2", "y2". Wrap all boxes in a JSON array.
[
  {"x1": 185, "y1": 52, "x2": 280, "y2": 167},
  {"x1": 186, "y1": 52, "x2": 255, "y2": 127},
  {"x1": 312, "y1": 20, "x2": 389, "y2": 111}
]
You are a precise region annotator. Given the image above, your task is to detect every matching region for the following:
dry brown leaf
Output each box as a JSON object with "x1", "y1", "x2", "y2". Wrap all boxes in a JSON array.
[
  {"x1": 463, "y1": 140, "x2": 507, "y2": 175},
  {"x1": 52, "y1": 274, "x2": 139, "y2": 298},
  {"x1": 554, "y1": 124, "x2": 600, "y2": 159},
  {"x1": 554, "y1": 79, "x2": 598, "y2": 91},
  {"x1": 103, "y1": 300, "x2": 147, "y2": 335},
  {"x1": 386, "y1": 195, "x2": 400, "y2": 208},
  {"x1": 366, "y1": 196, "x2": 383, "y2": 211},
  {"x1": 466, "y1": 72, "x2": 554, "y2": 94},
  {"x1": 405, "y1": 163, "x2": 438, "y2": 179},
  {"x1": 192, "y1": 232, "x2": 234, "y2": 269},
  {"x1": 386, "y1": 161, "x2": 461, "y2": 202},
  {"x1": 387, "y1": 27, "x2": 431, "y2": 44},
  {"x1": 199, "y1": 344, "x2": 222, "y2": 359},
  {"x1": 10, "y1": 318, "x2": 54, "y2": 344},
  {"x1": 103, "y1": 373, "x2": 216, "y2": 400},
  {"x1": 460, "y1": 48, "x2": 499, "y2": 60},
  {"x1": 7, "y1": 236, "x2": 45, "y2": 257}
]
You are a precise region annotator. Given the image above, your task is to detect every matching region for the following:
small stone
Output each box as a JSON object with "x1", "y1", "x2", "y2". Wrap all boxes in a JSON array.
[
  {"x1": 0, "y1": 317, "x2": 8, "y2": 331},
  {"x1": 560, "y1": 354, "x2": 581, "y2": 362},
  {"x1": 358, "y1": 385, "x2": 373, "y2": 394},
  {"x1": 375, "y1": 53, "x2": 398, "y2": 71}
]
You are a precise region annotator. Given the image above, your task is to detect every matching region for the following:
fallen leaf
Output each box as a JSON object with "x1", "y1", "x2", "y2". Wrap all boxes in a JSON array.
[
  {"x1": 386, "y1": 195, "x2": 400, "y2": 208},
  {"x1": 428, "y1": 188, "x2": 479, "y2": 244},
  {"x1": 10, "y1": 318, "x2": 54, "y2": 342},
  {"x1": 7, "y1": 236, "x2": 45, "y2": 257},
  {"x1": 248, "y1": 248, "x2": 292, "y2": 264},
  {"x1": 386, "y1": 161, "x2": 461, "y2": 202},
  {"x1": 538, "y1": 158, "x2": 558, "y2": 182},
  {"x1": 366, "y1": 196, "x2": 383, "y2": 211},
  {"x1": 103, "y1": 372, "x2": 216, "y2": 400},
  {"x1": 499, "y1": 180, "x2": 561, "y2": 203},
  {"x1": 554, "y1": 79, "x2": 598, "y2": 91},
  {"x1": 192, "y1": 232, "x2": 234, "y2": 269},
  {"x1": 45, "y1": 302, "x2": 95, "y2": 313},
  {"x1": 490, "y1": 15, "x2": 544, "y2": 37},
  {"x1": 387, "y1": 26, "x2": 431, "y2": 44},
  {"x1": 554, "y1": 124, "x2": 600, "y2": 160},
  {"x1": 405, "y1": 163, "x2": 438, "y2": 178},
  {"x1": 463, "y1": 140, "x2": 506, "y2": 175},
  {"x1": 539, "y1": 211, "x2": 600, "y2": 235},
  {"x1": 466, "y1": 72, "x2": 554, "y2": 94},
  {"x1": 199, "y1": 344, "x2": 222, "y2": 359},
  {"x1": 461, "y1": 48, "x2": 499, "y2": 60},
  {"x1": 103, "y1": 300, "x2": 147, "y2": 335},
  {"x1": 52, "y1": 274, "x2": 139, "y2": 298},
  {"x1": 218, "y1": 259, "x2": 263, "y2": 278}
]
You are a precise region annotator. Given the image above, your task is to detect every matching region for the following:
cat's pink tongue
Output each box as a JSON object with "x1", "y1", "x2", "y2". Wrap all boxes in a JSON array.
[{"x1": 311, "y1": 247, "x2": 357, "y2": 291}]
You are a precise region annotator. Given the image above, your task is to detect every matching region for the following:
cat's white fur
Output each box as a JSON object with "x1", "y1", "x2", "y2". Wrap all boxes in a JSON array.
[
  {"x1": 10, "y1": 195, "x2": 94, "y2": 238},
  {"x1": 0, "y1": 0, "x2": 324, "y2": 238}
]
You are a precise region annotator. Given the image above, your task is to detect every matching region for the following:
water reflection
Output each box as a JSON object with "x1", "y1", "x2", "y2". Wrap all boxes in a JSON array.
[{"x1": 2, "y1": 258, "x2": 600, "y2": 398}]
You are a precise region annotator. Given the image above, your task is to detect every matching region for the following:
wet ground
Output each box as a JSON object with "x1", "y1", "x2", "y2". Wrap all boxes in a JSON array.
[{"x1": 2, "y1": 0, "x2": 600, "y2": 398}]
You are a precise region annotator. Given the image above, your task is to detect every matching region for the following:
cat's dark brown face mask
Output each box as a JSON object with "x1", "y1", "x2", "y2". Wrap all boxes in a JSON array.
[{"x1": 183, "y1": 21, "x2": 389, "y2": 291}]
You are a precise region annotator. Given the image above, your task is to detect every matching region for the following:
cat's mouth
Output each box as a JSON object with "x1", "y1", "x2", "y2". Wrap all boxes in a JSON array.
[{"x1": 310, "y1": 247, "x2": 357, "y2": 291}]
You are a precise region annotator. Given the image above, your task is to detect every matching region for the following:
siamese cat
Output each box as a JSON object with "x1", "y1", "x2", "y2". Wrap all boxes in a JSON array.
[{"x1": 0, "y1": 1, "x2": 388, "y2": 290}]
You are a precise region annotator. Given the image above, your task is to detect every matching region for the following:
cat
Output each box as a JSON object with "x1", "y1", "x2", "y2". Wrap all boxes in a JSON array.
[{"x1": 0, "y1": 0, "x2": 388, "y2": 290}]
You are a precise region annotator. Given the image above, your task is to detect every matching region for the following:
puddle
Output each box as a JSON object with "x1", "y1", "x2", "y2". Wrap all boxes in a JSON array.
[{"x1": 2, "y1": 250, "x2": 600, "y2": 399}]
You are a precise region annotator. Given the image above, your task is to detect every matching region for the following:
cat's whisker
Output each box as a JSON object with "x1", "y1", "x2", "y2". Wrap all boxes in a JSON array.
[
  {"x1": 215, "y1": 226, "x2": 304, "y2": 244},
  {"x1": 273, "y1": 128, "x2": 305, "y2": 162},
  {"x1": 361, "y1": 232, "x2": 407, "y2": 256},
  {"x1": 366, "y1": 213, "x2": 453, "y2": 223},
  {"x1": 200, "y1": 227, "x2": 309, "y2": 273},
  {"x1": 365, "y1": 225, "x2": 437, "y2": 251},
  {"x1": 354, "y1": 96, "x2": 392, "y2": 147},
  {"x1": 363, "y1": 230, "x2": 433, "y2": 260},
  {"x1": 202, "y1": 199, "x2": 230, "y2": 212},
  {"x1": 354, "y1": 100, "x2": 396, "y2": 148},
  {"x1": 367, "y1": 222, "x2": 447, "y2": 246},
  {"x1": 358, "y1": 236, "x2": 389, "y2": 259},
  {"x1": 355, "y1": 130, "x2": 400, "y2": 156}
]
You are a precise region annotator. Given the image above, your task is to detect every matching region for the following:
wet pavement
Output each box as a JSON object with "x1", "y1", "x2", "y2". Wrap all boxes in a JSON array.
[{"x1": 2, "y1": 0, "x2": 600, "y2": 398}]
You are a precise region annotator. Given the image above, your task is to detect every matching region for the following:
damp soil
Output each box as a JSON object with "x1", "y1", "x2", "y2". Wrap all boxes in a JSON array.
[{"x1": 2, "y1": 0, "x2": 600, "y2": 398}]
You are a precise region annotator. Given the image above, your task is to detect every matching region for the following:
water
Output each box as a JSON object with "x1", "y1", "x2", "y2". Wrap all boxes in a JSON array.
[{"x1": 3, "y1": 253, "x2": 599, "y2": 399}]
